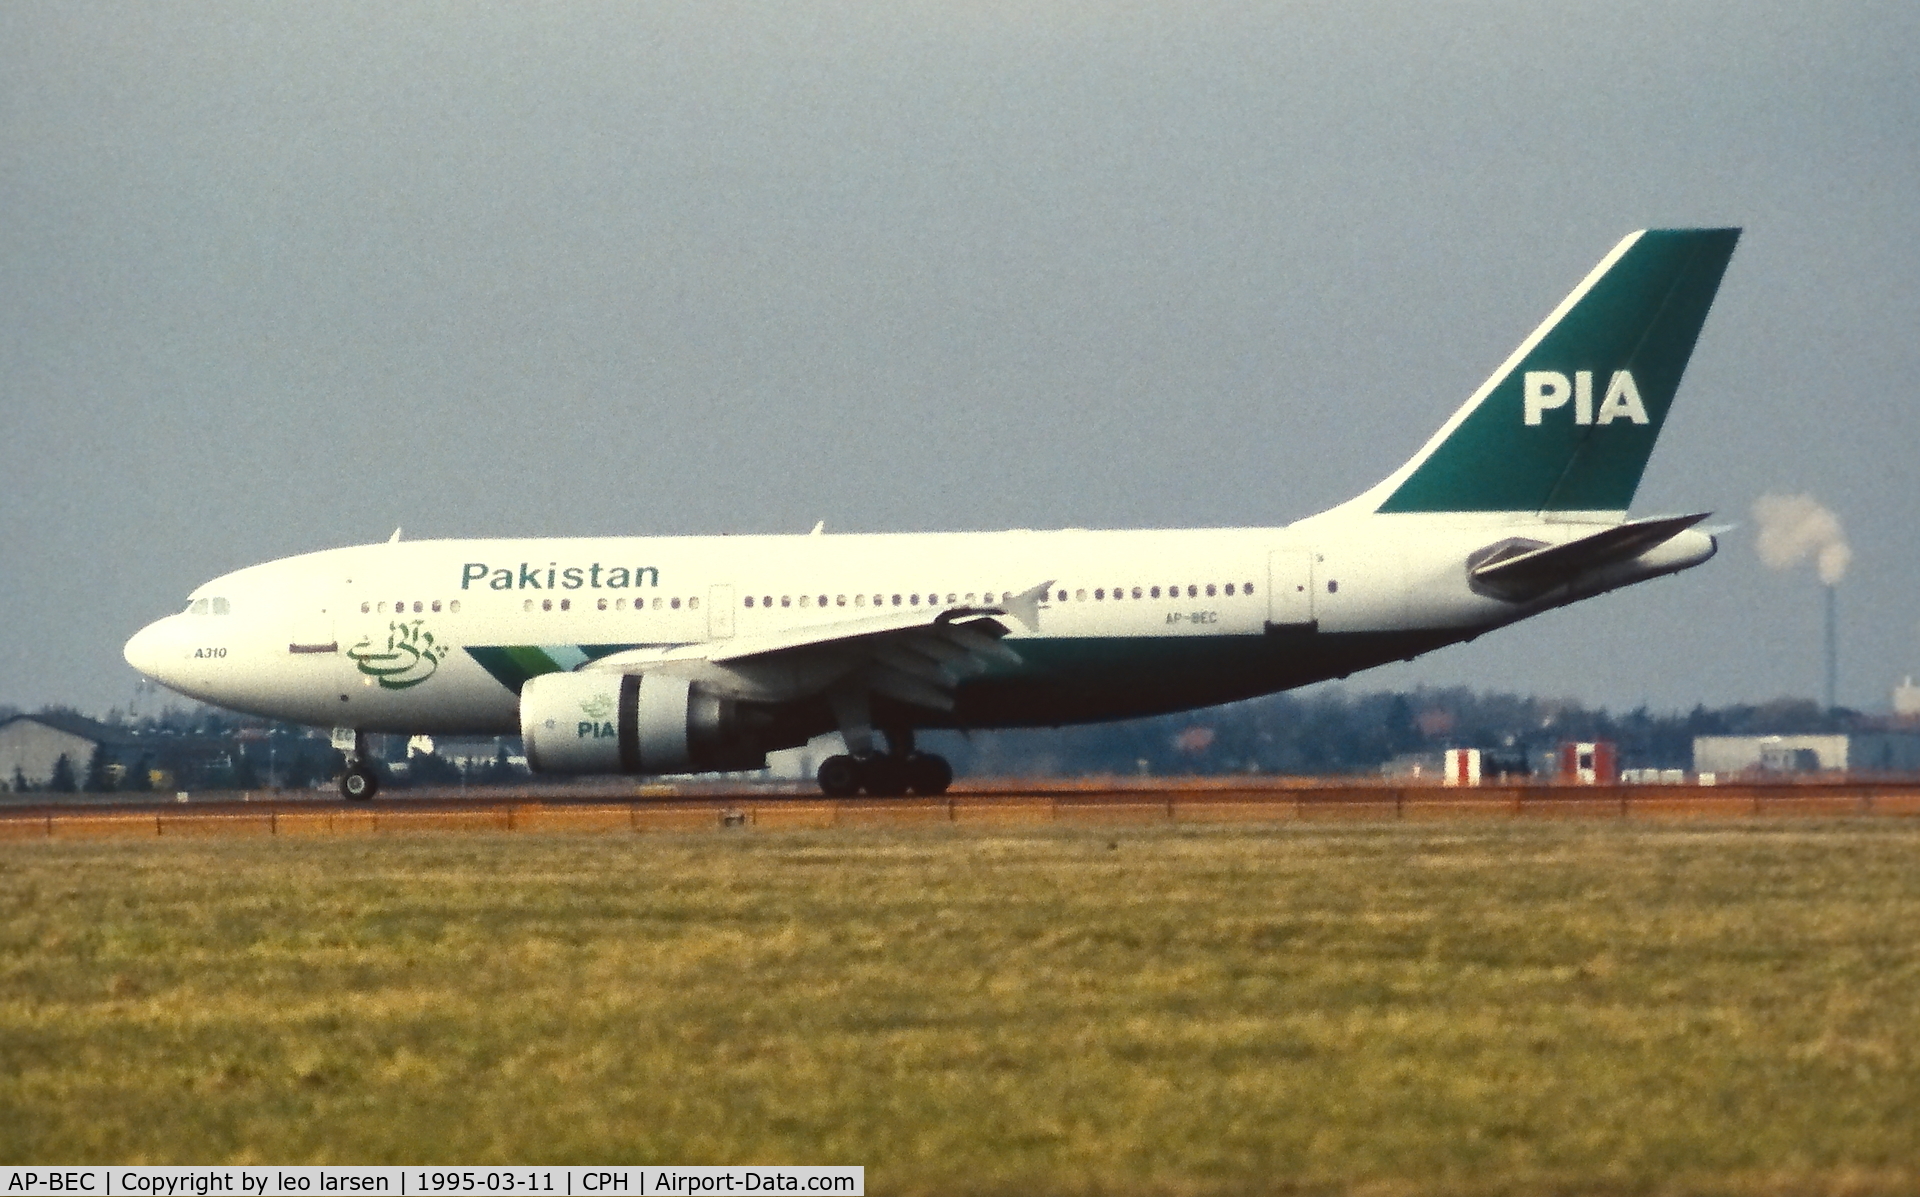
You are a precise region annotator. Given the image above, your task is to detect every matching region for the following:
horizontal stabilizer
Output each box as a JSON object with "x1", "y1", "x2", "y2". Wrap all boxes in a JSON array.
[{"x1": 1470, "y1": 512, "x2": 1711, "y2": 597}]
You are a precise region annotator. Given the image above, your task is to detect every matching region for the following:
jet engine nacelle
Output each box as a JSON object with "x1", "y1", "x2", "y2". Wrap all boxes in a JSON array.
[{"x1": 519, "y1": 670, "x2": 765, "y2": 775}]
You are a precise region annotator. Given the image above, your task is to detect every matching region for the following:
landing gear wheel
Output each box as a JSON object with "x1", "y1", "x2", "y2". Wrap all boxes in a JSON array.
[
  {"x1": 860, "y1": 755, "x2": 910, "y2": 798},
  {"x1": 905, "y1": 753, "x2": 953, "y2": 796},
  {"x1": 817, "y1": 754, "x2": 862, "y2": 798},
  {"x1": 340, "y1": 765, "x2": 379, "y2": 802}
]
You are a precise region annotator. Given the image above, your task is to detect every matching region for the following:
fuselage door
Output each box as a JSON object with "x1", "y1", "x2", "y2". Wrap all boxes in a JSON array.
[
  {"x1": 708, "y1": 584, "x2": 735, "y2": 639},
  {"x1": 1266, "y1": 549, "x2": 1315, "y2": 629},
  {"x1": 289, "y1": 579, "x2": 340, "y2": 655}
]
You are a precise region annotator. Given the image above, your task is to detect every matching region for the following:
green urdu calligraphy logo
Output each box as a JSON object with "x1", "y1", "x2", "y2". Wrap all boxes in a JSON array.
[{"x1": 348, "y1": 620, "x2": 445, "y2": 690}]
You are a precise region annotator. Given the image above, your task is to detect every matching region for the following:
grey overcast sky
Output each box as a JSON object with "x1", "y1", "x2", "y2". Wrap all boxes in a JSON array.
[{"x1": 3, "y1": 1, "x2": 1917, "y2": 718}]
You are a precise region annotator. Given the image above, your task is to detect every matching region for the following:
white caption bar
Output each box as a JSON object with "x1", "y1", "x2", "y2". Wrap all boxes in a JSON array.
[{"x1": 0, "y1": 1169, "x2": 862, "y2": 1197}]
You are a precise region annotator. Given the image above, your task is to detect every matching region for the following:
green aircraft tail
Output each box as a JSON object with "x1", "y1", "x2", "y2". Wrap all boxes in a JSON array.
[{"x1": 1366, "y1": 228, "x2": 1740, "y2": 516}]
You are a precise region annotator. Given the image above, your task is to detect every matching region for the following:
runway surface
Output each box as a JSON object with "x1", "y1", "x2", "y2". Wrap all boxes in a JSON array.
[{"x1": 4, "y1": 777, "x2": 1919, "y2": 839}]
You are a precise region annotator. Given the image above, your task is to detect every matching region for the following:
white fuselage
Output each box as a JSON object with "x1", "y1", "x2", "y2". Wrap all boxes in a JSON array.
[{"x1": 123, "y1": 512, "x2": 1714, "y2": 740}]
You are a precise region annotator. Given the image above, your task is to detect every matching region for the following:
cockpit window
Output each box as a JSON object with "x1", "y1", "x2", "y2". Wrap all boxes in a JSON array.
[
  {"x1": 212, "y1": 597, "x2": 231, "y2": 615},
  {"x1": 189, "y1": 599, "x2": 209, "y2": 615}
]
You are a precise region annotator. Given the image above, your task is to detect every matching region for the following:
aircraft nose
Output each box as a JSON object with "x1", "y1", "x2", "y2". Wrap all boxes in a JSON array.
[{"x1": 123, "y1": 618, "x2": 175, "y2": 681}]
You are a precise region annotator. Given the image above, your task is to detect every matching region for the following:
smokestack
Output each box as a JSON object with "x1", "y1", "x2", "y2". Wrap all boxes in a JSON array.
[
  {"x1": 1825, "y1": 584, "x2": 1837, "y2": 712},
  {"x1": 1752, "y1": 493, "x2": 1852, "y2": 709}
]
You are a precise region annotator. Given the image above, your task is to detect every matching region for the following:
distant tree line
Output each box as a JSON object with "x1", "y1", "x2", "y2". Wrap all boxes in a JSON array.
[
  {"x1": 928, "y1": 688, "x2": 1864, "y2": 778},
  {"x1": 16, "y1": 704, "x2": 549, "y2": 794},
  {"x1": 0, "y1": 690, "x2": 1880, "y2": 792}
]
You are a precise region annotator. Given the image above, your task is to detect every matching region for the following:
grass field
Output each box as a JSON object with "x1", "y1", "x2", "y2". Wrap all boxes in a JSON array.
[{"x1": 4, "y1": 822, "x2": 1920, "y2": 1195}]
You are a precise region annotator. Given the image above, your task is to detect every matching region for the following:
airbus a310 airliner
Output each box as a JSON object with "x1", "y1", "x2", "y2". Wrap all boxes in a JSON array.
[{"x1": 125, "y1": 228, "x2": 1739, "y2": 799}]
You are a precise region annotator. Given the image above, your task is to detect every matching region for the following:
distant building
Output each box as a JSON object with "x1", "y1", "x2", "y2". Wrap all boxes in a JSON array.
[
  {"x1": 1849, "y1": 732, "x2": 1920, "y2": 774},
  {"x1": 1620, "y1": 768, "x2": 1689, "y2": 784},
  {"x1": 1442, "y1": 748, "x2": 1481, "y2": 786},
  {"x1": 1895, "y1": 677, "x2": 1920, "y2": 718},
  {"x1": 1694, "y1": 735, "x2": 1847, "y2": 774},
  {"x1": 765, "y1": 734, "x2": 850, "y2": 782},
  {"x1": 1558, "y1": 741, "x2": 1618, "y2": 784},
  {"x1": 1692, "y1": 733, "x2": 1920, "y2": 776},
  {"x1": 0, "y1": 713, "x2": 133, "y2": 790}
]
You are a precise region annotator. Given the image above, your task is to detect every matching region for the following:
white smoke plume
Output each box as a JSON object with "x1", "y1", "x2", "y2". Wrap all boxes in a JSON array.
[{"x1": 1753, "y1": 493, "x2": 1852, "y2": 585}]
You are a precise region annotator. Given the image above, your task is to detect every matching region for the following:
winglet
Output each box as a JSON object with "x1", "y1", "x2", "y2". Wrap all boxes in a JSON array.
[
  {"x1": 1000, "y1": 580, "x2": 1053, "y2": 633},
  {"x1": 388, "y1": 527, "x2": 403, "y2": 543}
]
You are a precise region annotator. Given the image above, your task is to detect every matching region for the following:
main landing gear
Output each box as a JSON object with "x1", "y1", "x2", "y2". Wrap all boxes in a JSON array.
[
  {"x1": 338, "y1": 730, "x2": 379, "y2": 801},
  {"x1": 817, "y1": 750, "x2": 953, "y2": 798},
  {"x1": 817, "y1": 692, "x2": 952, "y2": 797}
]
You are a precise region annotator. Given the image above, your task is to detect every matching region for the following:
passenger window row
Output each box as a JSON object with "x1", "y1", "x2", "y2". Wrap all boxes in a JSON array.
[
  {"x1": 525, "y1": 595, "x2": 698, "y2": 613},
  {"x1": 1055, "y1": 582, "x2": 1255, "y2": 602},
  {"x1": 346, "y1": 582, "x2": 1255, "y2": 621},
  {"x1": 363, "y1": 600, "x2": 462, "y2": 615},
  {"x1": 737, "y1": 583, "x2": 1254, "y2": 611},
  {"x1": 744, "y1": 591, "x2": 1016, "y2": 610}
]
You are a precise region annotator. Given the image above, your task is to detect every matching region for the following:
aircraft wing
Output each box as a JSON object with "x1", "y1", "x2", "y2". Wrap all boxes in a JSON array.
[
  {"x1": 581, "y1": 580, "x2": 1051, "y2": 711},
  {"x1": 1470, "y1": 512, "x2": 1711, "y2": 597}
]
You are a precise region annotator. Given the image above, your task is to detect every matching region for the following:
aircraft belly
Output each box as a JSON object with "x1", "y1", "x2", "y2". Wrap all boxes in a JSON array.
[{"x1": 944, "y1": 630, "x2": 1463, "y2": 727}]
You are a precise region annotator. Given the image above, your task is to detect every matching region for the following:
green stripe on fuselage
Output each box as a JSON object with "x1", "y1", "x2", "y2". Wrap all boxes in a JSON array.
[{"x1": 464, "y1": 644, "x2": 653, "y2": 695}]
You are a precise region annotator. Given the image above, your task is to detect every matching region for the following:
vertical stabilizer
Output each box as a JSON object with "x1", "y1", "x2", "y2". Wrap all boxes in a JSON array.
[{"x1": 1351, "y1": 228, "x2": 1739, "y2": 517}]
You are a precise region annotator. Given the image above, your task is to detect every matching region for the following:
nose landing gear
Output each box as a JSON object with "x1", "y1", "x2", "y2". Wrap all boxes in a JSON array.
[
  {"x1": 336, "y1": 729, "x2": 380, "y2": 801},
  {"x1": 340, "y1": 763, "x2": 380, "y2": 801}
]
